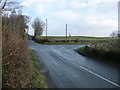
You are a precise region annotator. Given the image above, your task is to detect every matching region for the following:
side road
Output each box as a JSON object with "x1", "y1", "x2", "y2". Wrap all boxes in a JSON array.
[{"x1": 28, "y1": 40, "x2": 119, "y2": 88}]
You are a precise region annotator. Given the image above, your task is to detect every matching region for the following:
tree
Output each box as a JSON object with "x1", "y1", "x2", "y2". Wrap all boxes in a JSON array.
[
  {"x1": 118, "y1": 31, "x2": 120, "y2": 37},
  {"x1": 110, "y1": 31, "x2": 118, "y2": 38},
  {"x1": 32, "y1": 18, "x2": 44, "y2": 37},
  {"x1": 1, "y1": 0, "x2": 32, "y2": 88},
  {"x1": 2, "y1": 11, "x2": 30, "y2": 37},
  {"x1": 0, "y1": 0, "x2": 30, "y2": 37},
  {"x1": 0, "y1": 0, "x2": 22, "y2": 11}
]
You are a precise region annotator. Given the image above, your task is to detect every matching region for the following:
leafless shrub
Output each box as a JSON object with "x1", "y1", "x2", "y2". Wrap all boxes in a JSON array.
[
  {"x1": 2, "y1": 28, "x2": 32, "y2": 88},
  {"x1": 89, "y1": 39, "x2": 119, "y2": 51}
]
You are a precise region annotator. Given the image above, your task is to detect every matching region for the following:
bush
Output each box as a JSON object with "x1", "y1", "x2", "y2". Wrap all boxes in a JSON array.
[
  {"x1": 77, "y1": 46, "x2": 120, "y2": 67},
  {"x1": 2, "y1": 29, "x2": 31, "y2": 88},
  {"x1": 33, "y1": 37, "x2": 50, "y2": 44},
  {"x1": 2, "y1": 29, "x2": 48, "y2": 88}
]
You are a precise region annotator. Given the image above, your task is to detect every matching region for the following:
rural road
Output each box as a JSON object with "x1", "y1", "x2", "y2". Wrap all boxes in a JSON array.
[{"x1": 28, "y1": 40, "x2": 120, "y2": 88}]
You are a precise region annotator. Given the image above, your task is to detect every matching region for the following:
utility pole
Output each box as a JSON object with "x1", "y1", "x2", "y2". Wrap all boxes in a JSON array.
[
  {"x1": 69, "y1": 33, "x2": 71, "y2": 42},
  {"x1": 66, "y1": 24, "x2": 67, "y2": 38},
  {"x1": 46, "y1": 19, "x2": 47, "y2": 38},
  {"x1": 118, "y1": 1, "x2": 120, "y2": 50}
]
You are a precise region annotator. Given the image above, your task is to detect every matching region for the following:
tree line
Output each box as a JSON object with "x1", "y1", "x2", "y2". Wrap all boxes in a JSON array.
[
  {"x1": 1, "y1": 0, "x2": 44, "y2": 38},
  {"x1": 1, "y1": 0, "x2": 45, "y2": 88}
]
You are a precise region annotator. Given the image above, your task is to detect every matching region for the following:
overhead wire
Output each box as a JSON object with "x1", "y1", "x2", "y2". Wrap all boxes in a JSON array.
[
  {"x1": 41, "y1": 0, "x2": 48, "y2": 36},
  {"x1": 41, "y1": 0, "x2": 47, "y2": 20}
]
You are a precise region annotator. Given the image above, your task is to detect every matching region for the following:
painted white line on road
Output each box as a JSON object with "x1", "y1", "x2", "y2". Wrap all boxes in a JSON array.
[{"x1": 79, "y1": 66, "x2": 120, "y2": 87}]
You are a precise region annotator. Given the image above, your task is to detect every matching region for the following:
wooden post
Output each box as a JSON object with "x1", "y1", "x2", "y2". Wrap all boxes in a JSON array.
[
  {"x1": 66, "y1": 24, "x2": 67, "y2": 38},
  {"x1": 118, "y1": 2, "x2": 120, "y2": 50},
  {"x1": 46, "y1": 19, "x2": 47, "y2": 38}
]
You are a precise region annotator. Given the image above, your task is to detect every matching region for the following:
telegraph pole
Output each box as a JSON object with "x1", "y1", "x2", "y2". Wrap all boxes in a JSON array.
[
  {"x1": 46, "y1": 19, "x2": 47, "y2": 38},
  {"x1": 66, "y1": 24, "x2": 67, "y2": 38},
  {"x1": 118, "y1": 1, "x2": 120, "y2": 50},
  {"x1": 69, "y1": 33, "x2": 71, "y2": 42}
]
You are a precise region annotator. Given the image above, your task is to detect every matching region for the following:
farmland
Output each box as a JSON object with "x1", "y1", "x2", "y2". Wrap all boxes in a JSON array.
[
  {"x1": 34, "y1": 36, "x2": 118, "y2": 45},
  {"x1": 37, "y1": 36, "x2": 116, "y2": 40}
]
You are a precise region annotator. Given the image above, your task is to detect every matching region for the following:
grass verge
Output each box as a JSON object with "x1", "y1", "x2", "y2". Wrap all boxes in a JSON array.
[
  {"x1": 76, "y1": 46, "x2": 120, "y2": 67},
  {"x1": 28, "y1": 49, "x2": 48, "y2": 88}
]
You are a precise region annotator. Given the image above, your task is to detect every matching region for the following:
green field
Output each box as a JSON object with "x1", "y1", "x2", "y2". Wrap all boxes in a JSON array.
[
  {"x1": 34, "y1": 36, "x2": 118, "y2": 45},
  {"x1": 37, "y1": 36, "x2": 116, "y2": 40},
  {"x1": 42, "y1": 42, "x2": 90, "y2": 45}
]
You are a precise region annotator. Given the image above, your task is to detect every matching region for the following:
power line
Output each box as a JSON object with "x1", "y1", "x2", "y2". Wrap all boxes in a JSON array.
[
  {"x1": 41, "y1": 0, "x2": 48, "y2": 37},
  {"x1": 41, "y1": 0, "x2": 47, "y2": 19}
]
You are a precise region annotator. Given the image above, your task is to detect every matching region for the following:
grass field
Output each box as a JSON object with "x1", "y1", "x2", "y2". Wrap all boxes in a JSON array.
[
  {"x1": 42, "y1": 42, "x2": 90, "y2": 45},
  {"x1": 34, "y1": 36, "x2": 117, "y2": 45},
  {"x1": 37, "y1": 36, "x2": 116, "y2": 40}
]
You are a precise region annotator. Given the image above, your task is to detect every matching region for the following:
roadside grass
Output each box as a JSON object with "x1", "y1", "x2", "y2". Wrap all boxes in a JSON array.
[
  {"x1": 76, "y1": 45, "x2": 120, "y2": 67},
  {"x1": 28, "y1": 49, "x2": 48, "y2": 88}
]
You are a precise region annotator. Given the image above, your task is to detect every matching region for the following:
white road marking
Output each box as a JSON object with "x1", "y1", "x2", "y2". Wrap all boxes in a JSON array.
[{"x1": 79, "y1": 66, "x2": 120, "y2": 87}]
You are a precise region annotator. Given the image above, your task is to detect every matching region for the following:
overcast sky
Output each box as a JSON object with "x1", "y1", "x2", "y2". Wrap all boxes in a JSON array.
[{"x1": 19, "y1": 0, "x2": 119, "y2": 37}]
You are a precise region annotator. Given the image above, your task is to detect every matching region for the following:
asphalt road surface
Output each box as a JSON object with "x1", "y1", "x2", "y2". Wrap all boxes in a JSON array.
[{"x1": 28, "y1": 40, "x2": 120, "y2": 88}]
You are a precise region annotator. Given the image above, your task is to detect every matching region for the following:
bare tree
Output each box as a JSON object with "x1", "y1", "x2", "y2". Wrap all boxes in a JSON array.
[
  {"x1": 1, "y1": 0, "x2": 32, "y2": 88},
  {"x1": 110, "y1": 31, "x2": 118, "y2": 38},
  {"x1": 0, "y1": 0, "x2": 22, "y2": 11},
  {"x1": 1, "y1": 0, "x2": 28, "y2": 37},
  {"x1": 32, "y1": 18, "x2": 44, "y2": 37},
  {"x1": 2, "y1": 10, "x2": 30, "y2": 37},
  {"x1": 0, "y1": 0, "x2": 7, "y2": 10}
]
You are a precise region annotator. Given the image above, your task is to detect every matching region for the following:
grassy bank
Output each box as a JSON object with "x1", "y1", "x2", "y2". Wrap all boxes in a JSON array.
[
  {"x1": 33, "y1": 37, "x2": 89, "y2": 45},
  {"x1": 28, "y1": 49, "x2": 48, "y2": 88},
  {"x1": 76, "y1": 46, "x2": 120, "y2": 67},
  {"x1": 39, "y1": 42, "x2": 90, "y2": 45},
  {"x1": 33, "y1": 36, "x2": 116, "y2": 45},
  {"x1": 37, "y1": 36, "x2": 115, "y2": 40}
]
